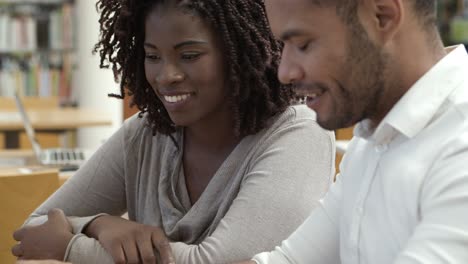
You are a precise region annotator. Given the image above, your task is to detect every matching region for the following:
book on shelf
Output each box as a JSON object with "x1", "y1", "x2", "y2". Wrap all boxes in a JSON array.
[
  {"x1": 0, "y1": 55, "x2": 73, "y2": 100},
  {"x1": 0, "y1": 2, "x2": 74, "y2": 52},
  {"x1": 0, "y1": 1, "x2": 75, "y2": 104},
  {"x1": 0, "y1": 0, "x2": 70, "y2": 4}
]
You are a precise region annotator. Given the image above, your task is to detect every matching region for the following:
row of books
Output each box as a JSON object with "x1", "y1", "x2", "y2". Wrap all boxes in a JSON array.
[
  {"x1": 0, "y1": 2, "x2": 74, "y2": 52},
  {"x1": 0, "y1": 55, "x2": 73, "y2": 101},
  {"x1": 1, "y1": 0, "x2": 69, "y2": 4}
]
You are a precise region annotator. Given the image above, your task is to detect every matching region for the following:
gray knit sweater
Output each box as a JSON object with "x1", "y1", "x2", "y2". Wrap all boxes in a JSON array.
[{"x1": 25, "y1": 105, "x2": 335, "y2": 264}]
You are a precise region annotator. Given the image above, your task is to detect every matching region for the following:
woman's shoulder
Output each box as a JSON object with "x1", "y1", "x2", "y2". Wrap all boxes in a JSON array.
[
  {"x1": 122, "y1": 112, "x2": 151, "y2": 137},
  {"x1": 258, "y1": 104, "x2": 334, "y2": 148},
  {"x1": 121, "y1": 112, "x2": 179, "y2": 146},
  {"x1": 282, "y1": 104, "x2": 317, "y2": 121},
  {"x1": 268, "y1": 104, "x2": 318, "y2": 131},
  {"x1": 245, "y1": 104, "x2": 329, "y2": 148}
]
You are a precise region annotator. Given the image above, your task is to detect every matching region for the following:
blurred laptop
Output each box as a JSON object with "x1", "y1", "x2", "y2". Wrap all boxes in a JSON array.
[{"x1": 13, "y1": 93, "x2": 91, "y2": 170}]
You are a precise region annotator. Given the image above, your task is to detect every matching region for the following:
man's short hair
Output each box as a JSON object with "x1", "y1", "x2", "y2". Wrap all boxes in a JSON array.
[{"x1": 309, "y1": 0, "x2": 437, "y2": 29}]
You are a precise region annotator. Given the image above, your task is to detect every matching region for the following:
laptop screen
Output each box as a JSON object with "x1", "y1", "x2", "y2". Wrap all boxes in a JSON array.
[{"x1": 13, "y1": 93, "x2": 43, "y2": 160}]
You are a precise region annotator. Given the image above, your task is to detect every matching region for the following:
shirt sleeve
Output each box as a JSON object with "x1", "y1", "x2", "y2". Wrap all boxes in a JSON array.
[
  {"x1": 393, "y1": 140, "x2": 468, "y2": 263},
  {"x1": 252, "y1": 172, "x2": 342, "y2": 264},
  {"x1": 170, "y1": 117, "x2": 336, "y2": 263}
]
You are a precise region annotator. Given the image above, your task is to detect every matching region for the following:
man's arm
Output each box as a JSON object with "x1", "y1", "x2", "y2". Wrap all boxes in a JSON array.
[{"x1": 394, "y1": 141, "x2": 468, "y2": 263}]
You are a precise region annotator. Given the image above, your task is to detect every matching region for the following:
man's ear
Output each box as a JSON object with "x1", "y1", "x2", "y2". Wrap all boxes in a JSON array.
[{"x1": 358, "y1": 0, "x2": 403, "y2": 45}]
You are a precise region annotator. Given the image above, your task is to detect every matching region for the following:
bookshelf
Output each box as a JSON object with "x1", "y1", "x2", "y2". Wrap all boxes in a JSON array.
[
  {"x1": 0, "y1": 0, "x2": 75, "y2": 105},
  {"x1": 0, "y1": 0, "x2": 67, "y2": 4},
  {"x1": 0, "y1": 0, "x2": 76, "y2": 150}
]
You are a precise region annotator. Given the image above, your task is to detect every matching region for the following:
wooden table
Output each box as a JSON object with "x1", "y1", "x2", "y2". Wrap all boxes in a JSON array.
[
  {"x1": 0, "y1": 108, "x2": 112, "y2": 130},
  {"x1": 0, "y1": 150, "x2": 73, "y2": 184},
  {"x1": 0, "y1": 108, "x2": 112, "y2": 148}
]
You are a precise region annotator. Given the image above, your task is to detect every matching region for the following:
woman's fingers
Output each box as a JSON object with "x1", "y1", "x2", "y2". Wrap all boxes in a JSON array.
[
  {"x1": 47, "y1": 209, "x2": 72, "y2": 232},
  {"x1": 13, "y1": 227, "x2": 25, "y2": 241},
  {"x1": 11, "y1": 242, "x2": 23, "y2": 257},
  {"x1": 151, "y1": 230, "x2": 175, "y2": 264},
  {"x1": 122, "y1": 241, "x2": 140, "y2": 264},
  {"x1": 137, "y1": 235, "x2": 156, "y2": 264},
  {"x1": 106, "y1": 243, "x2": 127, "y2": 264}
]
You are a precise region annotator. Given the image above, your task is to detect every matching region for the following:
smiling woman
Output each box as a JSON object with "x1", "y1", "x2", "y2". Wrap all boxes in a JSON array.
[
  {"x1": 143, "y1": 5, "x2": 228, "y2": 127},
  {"x1": 99, "y1": 0, "x2": 295, "y2": 138},
  {"x1": 12, "y1": 0, "x2": 336, "y2": 263}
]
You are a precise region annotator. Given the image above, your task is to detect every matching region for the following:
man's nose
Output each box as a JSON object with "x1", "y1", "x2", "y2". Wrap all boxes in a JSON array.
[{"x1": 278, "y1": 48, "x2": 304, "y2": 85}]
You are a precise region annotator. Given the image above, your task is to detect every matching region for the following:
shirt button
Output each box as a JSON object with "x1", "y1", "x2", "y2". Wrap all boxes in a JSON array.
[
  {"x1": 356, "y1": 207, "x2": 363, "y2": 214},
  {"x1": 350, "y1": 238, "x2": 358, "y2": 247},
  {"x1": 375, "y1": 144, "x2": 388, "y2": 152}
]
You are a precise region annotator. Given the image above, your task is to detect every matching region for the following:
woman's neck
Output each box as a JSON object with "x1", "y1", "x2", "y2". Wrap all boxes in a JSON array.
[{"x1": 184, "y1": 109, "x2": 240, "y2": 153}]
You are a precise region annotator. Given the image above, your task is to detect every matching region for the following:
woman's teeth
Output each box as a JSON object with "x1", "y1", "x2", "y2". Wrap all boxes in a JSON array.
[{"x1": 164, "y1": 94, "x2": 191, "y2": 103}]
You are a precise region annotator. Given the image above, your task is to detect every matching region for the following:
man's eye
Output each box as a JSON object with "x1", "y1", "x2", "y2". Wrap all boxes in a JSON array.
[{"x1": 298, "y1": 42, "x2": 310, "y2": 51}]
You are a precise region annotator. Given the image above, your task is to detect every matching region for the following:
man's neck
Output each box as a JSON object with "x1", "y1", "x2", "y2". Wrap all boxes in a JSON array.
[{"x1": 369, "y1": 30, "x2": 447, "y2": 126}]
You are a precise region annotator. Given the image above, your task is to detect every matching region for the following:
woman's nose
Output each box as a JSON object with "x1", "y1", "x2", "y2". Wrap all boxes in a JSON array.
[{"x1": 156, "y1": 63, "x2": 185, "y2": 85}]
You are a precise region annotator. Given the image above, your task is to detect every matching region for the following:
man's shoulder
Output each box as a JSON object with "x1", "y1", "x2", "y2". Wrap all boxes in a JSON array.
[{"x1": 447, "y1": 80, "x2": 468, "y2": 121}]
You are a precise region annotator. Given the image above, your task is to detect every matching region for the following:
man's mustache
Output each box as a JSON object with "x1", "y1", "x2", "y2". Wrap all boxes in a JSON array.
[{"x1": 292, "y1": 82, "x2": 328, "y2": 94}]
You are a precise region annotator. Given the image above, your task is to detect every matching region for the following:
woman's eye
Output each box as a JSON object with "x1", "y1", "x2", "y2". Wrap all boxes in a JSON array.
[
  {"x1": 181, "y1": 53, "x2": 201, "y2": 61},
  {"x1": 145, "y1": 54, "x2": 161, "y2": 61}
]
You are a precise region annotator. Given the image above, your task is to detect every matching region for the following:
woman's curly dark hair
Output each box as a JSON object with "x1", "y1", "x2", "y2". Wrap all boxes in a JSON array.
[{"x1": 94, "y1": 0, "x2": 294, "y2": 137}]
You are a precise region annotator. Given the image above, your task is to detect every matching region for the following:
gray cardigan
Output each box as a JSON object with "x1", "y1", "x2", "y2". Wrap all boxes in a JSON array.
[{"x1": 25, "y1": 105, "x2": 335, "y2": 264}]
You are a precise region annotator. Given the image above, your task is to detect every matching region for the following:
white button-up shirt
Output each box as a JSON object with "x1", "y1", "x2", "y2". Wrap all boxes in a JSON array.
[{"x1": 253, "y1": 45, "x2": 468, "y2": 264}]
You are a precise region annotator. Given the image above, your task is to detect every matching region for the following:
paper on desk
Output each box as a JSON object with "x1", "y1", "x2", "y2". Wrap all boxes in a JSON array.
[
  {"x1": 0, "y1": 157, "x2": 28, "y2": 167},
  {"x1": 0, "y1": 112, "x2": 20, "y2": 122}
]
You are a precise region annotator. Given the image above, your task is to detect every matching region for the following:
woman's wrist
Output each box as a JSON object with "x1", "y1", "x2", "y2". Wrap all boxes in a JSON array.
[
  {"x1": 82, "y1": 215, "x2": 108, "y2": 240},
  {"x1": 58, "y1": 232, "x2": 75, "y2": 260}
]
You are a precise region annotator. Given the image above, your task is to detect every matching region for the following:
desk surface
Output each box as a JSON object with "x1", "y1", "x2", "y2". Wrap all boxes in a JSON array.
[
  {"x1": 0, "y1": 108, "x2": 113, "y2": 130},
  {"x1": 0, "y1": 166, "x2": 59, "y2": 177},
  {"x1": 0, "y1": 150, "x2": 74, "y2": 183}
]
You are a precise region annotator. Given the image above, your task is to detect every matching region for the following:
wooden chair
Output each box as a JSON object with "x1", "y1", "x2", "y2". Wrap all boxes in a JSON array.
[{"x1": 0, "y1": 168, "x2": 59, "y2": 264}]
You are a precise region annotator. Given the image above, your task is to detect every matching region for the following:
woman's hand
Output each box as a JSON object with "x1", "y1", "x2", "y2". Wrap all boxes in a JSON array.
[
  {"x1": 84, "y1": 215, "x2": 175, "y2": 264},
  {"x1": 12, "y1": 209, "x2": 74, "y2": 261}
]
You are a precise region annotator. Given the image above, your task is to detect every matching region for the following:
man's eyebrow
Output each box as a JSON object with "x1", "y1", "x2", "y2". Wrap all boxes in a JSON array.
[
  {"x1": 280, "y1": 29, "x2": 306, "y2": 41},
  {"x1": 144, "y1": 43, "x2": 157, "y2": 49}
]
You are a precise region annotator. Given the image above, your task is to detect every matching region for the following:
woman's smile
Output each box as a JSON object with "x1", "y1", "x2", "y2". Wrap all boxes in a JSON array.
[{"x1": 161, "y1": 92, "x2": 194, "y2": 112}]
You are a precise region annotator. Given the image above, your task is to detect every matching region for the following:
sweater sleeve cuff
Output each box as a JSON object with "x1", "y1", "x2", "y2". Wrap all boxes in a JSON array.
[
  {"x1": 63, "y1": 233, "x2": 114, "y2": 263},
  {"x1": 68, "y1": 213, "x2": 108, "y2": 234},
  {"x1": 63, "y1": 233, "x2": 84, "y2": 261}
]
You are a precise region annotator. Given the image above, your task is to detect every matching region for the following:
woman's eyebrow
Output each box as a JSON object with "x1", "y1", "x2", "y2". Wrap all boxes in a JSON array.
[{"x1": 174, "y1": 40, "x2": 208, "y2": 49}]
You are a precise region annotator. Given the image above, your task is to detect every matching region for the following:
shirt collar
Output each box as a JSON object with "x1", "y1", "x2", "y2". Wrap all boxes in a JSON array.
[{"x1": 355, "y1": 45, "x2": 468, "y2": 143}]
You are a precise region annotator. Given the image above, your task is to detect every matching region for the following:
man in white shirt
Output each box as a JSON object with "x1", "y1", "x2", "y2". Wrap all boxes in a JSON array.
[{"x1": 237, "y1": 0, "x2": 468, "y2": 263}]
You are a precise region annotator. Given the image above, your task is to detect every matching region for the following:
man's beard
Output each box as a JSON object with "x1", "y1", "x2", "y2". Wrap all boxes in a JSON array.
[{"x1": 327, "y1": 25, "x2": 388, "y2": 130}]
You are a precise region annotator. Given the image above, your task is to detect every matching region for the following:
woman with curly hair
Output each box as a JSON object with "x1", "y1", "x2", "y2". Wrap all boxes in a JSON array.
[{"x1": 12, "y1": 0, "x2": 335, "y2": 263}]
